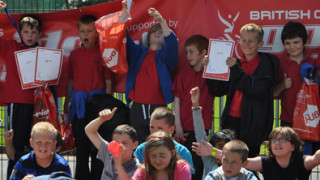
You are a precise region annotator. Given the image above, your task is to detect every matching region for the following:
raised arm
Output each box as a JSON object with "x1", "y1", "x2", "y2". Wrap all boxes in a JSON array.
[
  {"x1": 85, "y1": 108, "x2": 117, "y2": 149},
  {"x1": 148, "y1": 8, "x2": 170, "y2": 37},
  {"x1": 190, "y1": 87, "x2": 207, "y2": 142},
  {"x1": 0, "y1": 1, "x2": 6, "y2": 11},
  {"x1": 304, "y1": 149, "x2": 320, "y2": 170},
  {"x1": 4, "y1": 130, "x2": 15, "y2": 160}
]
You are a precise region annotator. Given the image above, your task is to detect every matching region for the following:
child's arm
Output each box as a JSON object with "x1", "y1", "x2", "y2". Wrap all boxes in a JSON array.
[
  {"x1": 304, "y1": 149, "x2": 320, "y2": 170},
  {"x1": 120, "y1": 0, "x2": 130, "y2": 21},
  {"x1": 114, "y1": 144, "x2": 131, "y2": 180},
  {"x1": 174, "y1": 97, "x2": 184, "y2": 141},
  {"x1": 245, "y1": 157, "x2": 263, "y2": 172},
  {"x1": 273, "y1": 73, "x2": 292, "y2": 97},
  {"x1": 105, "y1": 79, "x2": 112, "y2": 94},
  {"x1": 85, "y1": 108, "x2": 117, "y2": 150},
  {"x1": 148, "y1": 8, "x2": 170, "y2": 37},
  {"x1": 0, "y1": 1, "x2": 6, "y2": 11},
  {"x1": 4, "y1": 130, "x2": 15, "y2": 160},
  {"x1": 192, "y1": 140, "x2": 222, "y2": 160},
  {"x1": 64, "y1": 79, "x2": 73, "y2": 114}
]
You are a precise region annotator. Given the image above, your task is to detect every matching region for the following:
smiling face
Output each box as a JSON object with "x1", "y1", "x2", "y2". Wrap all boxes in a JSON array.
[
  {"x1": 284, "y1": 37, "x2": 305, "y2": 61},
  {"x1": 20, "y1": 25, "x2": 41, "y2": 46},
  {"x1": 148, "y1": 146, "x2": 174, "y2": 171},
  {"x1": 240, "y1": 31, "x2": 263, "y2": 61},
  {"x1": 271, "y1": 134, "x2": 294, "y2": 158},
  {"x1": 78, "y1": 22, "x2": 98, "y2": 49},
  {"x1": 221, "y1": 150, "x2": 245, "y2": 178},
  {"x1": 30, "y1": 133, "x2": 56, "y2": 162}
]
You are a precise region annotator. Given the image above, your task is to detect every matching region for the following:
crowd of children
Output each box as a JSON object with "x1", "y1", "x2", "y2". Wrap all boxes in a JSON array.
[{"x1": 2, "y1": 0, "x2": 320, "y2": 179}]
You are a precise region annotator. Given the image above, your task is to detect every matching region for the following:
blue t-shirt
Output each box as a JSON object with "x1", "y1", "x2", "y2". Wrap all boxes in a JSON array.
[
  {"x1": 9, "y1": 151, "x2": 71, "y2": 180},
  {"x1": 134, "y1": 140, "x2": 195, "y2": 174}
]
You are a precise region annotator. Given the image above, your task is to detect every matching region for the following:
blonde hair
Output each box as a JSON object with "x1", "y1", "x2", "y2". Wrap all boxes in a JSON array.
[
  {"x1": 31, "y1": 122, "x2": 57, "y2": 141},
  {"x1": 240, "y1": 23, "x2": 264, "y2": 42}
]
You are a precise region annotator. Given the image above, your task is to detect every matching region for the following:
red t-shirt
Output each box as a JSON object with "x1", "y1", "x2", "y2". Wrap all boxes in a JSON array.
[
  {"x1": 276, "y1": 54, "x2": 319, "y2": 123},
  {"x1": 172, "y1": 67, "x2": 214, "y2": 131},
  {"x1": 69, "y1": 44, "x2": 112, "y2": 93},
  {"x1": 1, "y1": 39, "x2": 35, "y2": 104},
  {"x1": 128, "y1": 49, "x2": 165, "y2": 104},
  {"x1": 229, "y1": 53, "x2": 261, "y2": 117}
]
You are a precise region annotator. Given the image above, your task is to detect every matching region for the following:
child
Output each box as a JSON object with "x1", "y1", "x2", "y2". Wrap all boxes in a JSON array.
[
  {"x1": 191, "y1": 87, "x2": 235, "y2": 178},
  {"x1": 121, "y1": 0, "x2": 178, "y2": 143},
  {"x1": 274, "y1": 21, "x2": 320, "y2": 127},
  {"x1": 64, "y1": 15, "x2": 113, "y2": 179},
  {"x1": 134, "y1": 107, "x2": 195, "y2": 174},
  {"x1": 171, "y1": 35, "x2": 213, "y2": 179},
  {"x1": 245, "y1": 127, "x2": 320, "y2": 180},
  {"x1": 85, "y1": 108, "x2": 140, "y2": 180},
  {"x1": 0, "y1": 2, "x2": 43, "y2": 176},
  {"x1": 9, "y1": 122, "x2": 71, "y2": 180},
  {"x1": 204, "y1": 140, "x2": 258, "y2": 180},
  {"x1": 208, "y1": 23, "x2": 279, "y2": 157},
  {"x1": 132, "y1": 131, "x2": 191, "y2": 180}
]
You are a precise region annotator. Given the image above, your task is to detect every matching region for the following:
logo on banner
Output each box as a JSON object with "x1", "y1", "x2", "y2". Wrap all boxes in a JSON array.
[
  {"x1": 217, "y1": 10, "x2": 242, "y2": 58},
  {"x1": 304, "y1": 104, "x2": 320, "y2": 128},
  {"x1": 102, "y1": 48, "x2": 119, "y2": 68}
]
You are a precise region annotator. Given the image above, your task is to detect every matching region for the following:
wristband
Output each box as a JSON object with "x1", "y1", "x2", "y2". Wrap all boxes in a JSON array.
[
  {"x1": 192, "y1": 106, "x2": 202, "y2": 111},
  {"x1": 211, "y1": 147, "x2": 218, "y2": 157}
]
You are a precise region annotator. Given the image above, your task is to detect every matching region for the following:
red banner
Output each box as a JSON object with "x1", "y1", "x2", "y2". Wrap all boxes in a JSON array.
[{"x1": 1, "y1": 0, "x2": 320, "y2": 106}]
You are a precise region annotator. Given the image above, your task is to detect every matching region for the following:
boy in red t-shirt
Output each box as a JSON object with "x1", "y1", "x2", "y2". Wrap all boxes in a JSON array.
[
  {"x1": 0, "y1": 1, "x2": 44, "y2": 177},
  {"x1": 172, "y1": 35, "x2": 213, "y2": 179},
  {"x1": 64, "y1": 15, "x2": 112, "y2": 180}
]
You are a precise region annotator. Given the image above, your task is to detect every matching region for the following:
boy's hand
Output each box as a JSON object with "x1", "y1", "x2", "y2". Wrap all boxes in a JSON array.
[
  {"x1": 174, "y1": 125, "x2": 185, "y2": 142},
  {"x1": 0, "y1": 1, "x2": 6, "y2": 11},
  {"x1": 99, "y1": 107, "x2": 117, "y2": 122},
  {"x1": 114, "y1": 143, "x2": 126, "y2": 167},
  {"x1": 283, "y1": 73, "x2": 292, "y2": 89},
  {"x1": 4, "y1": 130, "x2": 14, "y2": 142},
  {"x1": 190, "y1": 87, "x2": 200, "y2": 107},
  {"x1": 120, "y1": 0, "x2": 130, "y2": 20},
  {"x1": 226, "y1": 57, "x2": 237, "y2": 68},
  {"x1": 22, "y1": 174, "x2": 35, "y2": 180},
  {"x1": 148, "y1": 8, "x2": 164, "y2": 23},
  {"x1": 192, "y1": 140, "x2": 213, "y2": 156}
]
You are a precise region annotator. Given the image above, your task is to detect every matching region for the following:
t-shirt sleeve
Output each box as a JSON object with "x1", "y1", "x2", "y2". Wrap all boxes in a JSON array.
[
  {"x1": 131, "y1": 168, "x2": 145, "y2": 180},
  {"x1": 97, "y1": 140, "x2": 110, "y2": 163},
  {"x1": 175, "y1": 161, "x2": 191, "y2": 180},
  {"x1": 9, "y1": 161, "x2": 25, "y2": 180}
]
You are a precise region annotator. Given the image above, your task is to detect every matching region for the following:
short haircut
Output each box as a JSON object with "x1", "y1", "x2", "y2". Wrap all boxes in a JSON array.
[
  {"x1": 223, "y1": 140, "x2": 249, "y2": 163},
  {"x1": 240, "y1": 23, "x2": 264, "y2": 42},
  {"x1": 268, "y1": 127, "x2": 303, "y2": 162},
  {"x1": 112, "y1": 124, "x2": 137, "y2": 142},
  {"x1": 281, "y1": 21, "x2": 308, "y2": 45},
  {"x1": 31, "y1": 122, "x2": 57, "y2": 141},
  {"x1": 19, "y1": 15, "x2": 42, "y2": 33},
  {"x1": 150, "y1": 107, "x2": 175, "y2": 127},
  {"x1": 185, "y1": 35, "x2": 209, "y2": 54},
  {"x1": 147, "y1": 24, "x2": 162, "y2": 47},
  {"x1": 209, "y1": 129, "x2": 236, "y2": 147},
  {"x1": 78, "y1": 15, "x2": 97, "y2": 27}
]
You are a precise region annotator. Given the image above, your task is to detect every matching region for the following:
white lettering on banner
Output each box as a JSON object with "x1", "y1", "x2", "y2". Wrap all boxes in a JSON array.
[
  {"x1": 303, "y1": 105, "x2": 320, "y2": 128},
  {"x1": 127, "y1": 19, "x2": 178, "y2": 32},
  {"x1": 250, "y1": 10, "x2": 315, "y2": 20},
  {"x1": 0, "y1": 29, "x2": 3, "y2": 37},
  {"x1": 38, "y1": 30, "x2": 62, "y2": 49}
]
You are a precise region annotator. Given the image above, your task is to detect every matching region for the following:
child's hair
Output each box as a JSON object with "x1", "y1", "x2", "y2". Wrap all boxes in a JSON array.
[
  {"x1": 150, "y1": 107, "x2": 175, "y2": 127},
  {"x1": 143, "y1": 131, "x2": 179, "y2": 180},
  {"x1": 31, "y1": 122, "x2": 57, "y2": 141},
  {"x1": 185, "y1": 35, "x2": 209, "y2": 54},
  {"x1": 19, "y1": 15, "x2": 42, "y2": 33},
  {"x1": 78, "y1": 15, "x2": 98, "y2": 27},
  {"x1": 267, "y1": 127, "x2": 303, "y2": 161},
  {"x1": 240, "y1": 23, "x2": 264, "y2": 42},
  {"x1": 209, "y1": 129, "x2": 235, "y2": 147},
  {"x1": 112, "y1": 124, "x2": 137, "y2": 142},
  {"x1": 147, "y1": 24, "x2": 162, "y2": 47},
  {"x1": 281, "y1": 21, "x2": 308, "y2": 45},
  {"x1": 223, "y1": 140, "x2": 249, "y2": 163}
]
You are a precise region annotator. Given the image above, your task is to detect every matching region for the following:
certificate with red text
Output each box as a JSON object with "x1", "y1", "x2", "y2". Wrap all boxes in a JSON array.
[
  {"x1": 203, "y1": 39, "x2": 234, "y2": 81},
  {"x1": 34, "y1": 47, "x2": 63, "y2": 86}
]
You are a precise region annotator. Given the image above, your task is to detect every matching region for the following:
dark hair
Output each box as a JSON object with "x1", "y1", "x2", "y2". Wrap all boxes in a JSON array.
[
  {"x1": 143, "y1": 131, "x2": 180, "y2": 180},
  {"x1": 185, "y1": 35, "x2": 209, "y2": 54},
  {"x1": 223, "y1": 140, "x2": 249, "y2": 163},
  {"x1": 209, "y1": 129, "x2": 235, "y2": 147},
  {"x1": 19, "y1": 15, "x2": 42, "y2": 33},
  {"x1": 147, "y1": 24, "x2": 162, "y2": 47},
  {"x1": 150, "y1": 107, "x2": 175, "y2": 126},
  {"x1": 112, "y1": 124, "x2": 137, "y2": 142},
  {"x1": 281, "y1": 21, "x2": 308, "y2": 45},
  {"x1": 56, "y1": 131, "x2": 63, "y2": 149},
  {"x1": 267, "y1": 127, "x2": 303, "y2": 162},
  {"x1": 78, "y1": 15, "x2": 97, "y2": 27}
]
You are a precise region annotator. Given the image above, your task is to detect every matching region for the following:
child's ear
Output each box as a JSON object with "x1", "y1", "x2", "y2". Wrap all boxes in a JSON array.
[
  {"x1": 242, "y1": 160, "x2": 249, "y2": 167},
  {"x1": 133, "y1": 141, "x2": 139, "y2": 149},
  {"x1": 200, "y1": 49, "x2": 207, "y2": 56},
  {"x1": 258, "y1": 41, "x2": 264, "y2": 48},
  {"x1": 169, "y1": 125, "x2": 175, "y2": 134},
  {"x1": 29, "y1": 139, "x2": 33, "y2": 148}
]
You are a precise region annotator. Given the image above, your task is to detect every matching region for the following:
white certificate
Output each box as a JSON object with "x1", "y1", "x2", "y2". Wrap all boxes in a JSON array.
[
  {"x1": 203, "y1": 39, "x2": 234, "y2": 81},
  {"x1": 35, "y1": 47, "x2": 63, "y2": 86},
  {"x1": 14, "y1": 48, "x2": 37, "y2": 89}
]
